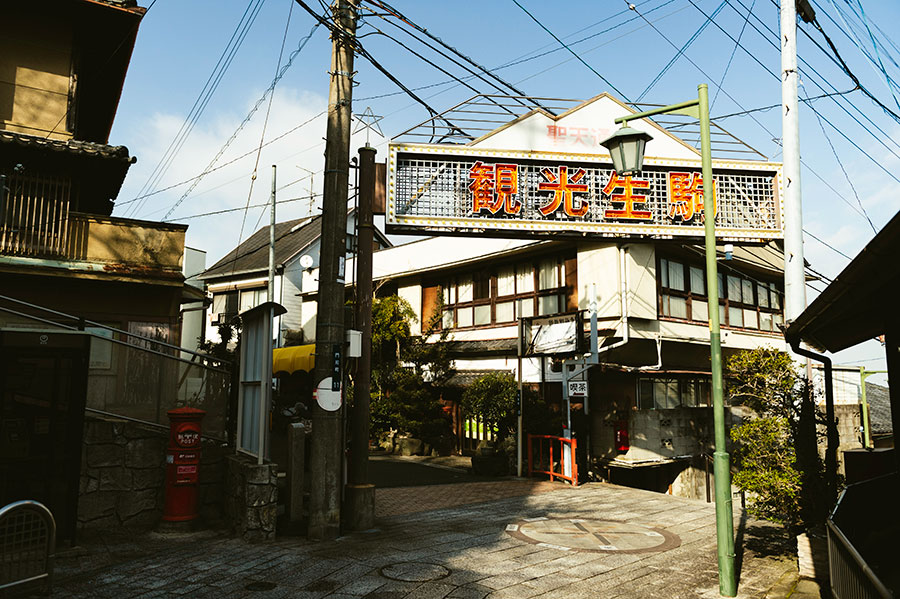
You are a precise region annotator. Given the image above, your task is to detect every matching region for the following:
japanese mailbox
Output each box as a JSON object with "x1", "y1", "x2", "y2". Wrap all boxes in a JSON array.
[
  {"x1": 163, "y1": 406, "x2": 205, "y2": 523},
  {"x1": 387, "y1": 144, "x2": 782, "y2": 241}
]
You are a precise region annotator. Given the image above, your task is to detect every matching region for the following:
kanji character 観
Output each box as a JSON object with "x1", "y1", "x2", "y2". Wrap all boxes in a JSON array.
[{"x1": 468, "y1": 161, "x2": 521, "y2": 215}]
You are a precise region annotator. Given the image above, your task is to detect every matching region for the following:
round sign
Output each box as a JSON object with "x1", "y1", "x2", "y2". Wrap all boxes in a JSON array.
[{"x1": 316, "y1": 377, "x2": 342, "y2": 411}]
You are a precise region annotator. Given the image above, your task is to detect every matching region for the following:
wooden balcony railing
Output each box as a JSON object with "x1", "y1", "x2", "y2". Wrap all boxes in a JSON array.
[{"x1": 0, "y1": 173, "x2": 72, "y2": 257}]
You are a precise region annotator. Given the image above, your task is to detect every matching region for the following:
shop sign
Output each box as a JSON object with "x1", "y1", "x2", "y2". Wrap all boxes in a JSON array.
[{"x1": 388, "y1": 143, "x2": 782, "y2": 241}]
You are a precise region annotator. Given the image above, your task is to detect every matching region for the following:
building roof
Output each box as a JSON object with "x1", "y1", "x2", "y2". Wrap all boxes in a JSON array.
[
  {"x1": 0, "y1": 130, "x2": 136, "y2": 214},
  {"x1": 202, "y1": 216, "x2": 322, "y2": 281},
  {"x1": 785, "y1": 210, "x2": 900, "y2": 352},
  {"x1": 866, "y1": 382, "x2": 894, "y2": 437}
]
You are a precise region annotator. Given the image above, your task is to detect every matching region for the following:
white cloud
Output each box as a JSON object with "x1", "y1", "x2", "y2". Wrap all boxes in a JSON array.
[{"x1": 114, "y1": 86, "x2": 334, "y2": 265}]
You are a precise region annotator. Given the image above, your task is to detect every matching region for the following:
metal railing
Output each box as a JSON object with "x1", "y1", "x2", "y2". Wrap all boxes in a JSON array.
[
  {"x1": 0, "y1": 500, "x2": 56, "y2": 594},
  {"x1": 0, "y1": 172, "x2": 72, "y2": 258},
  {"x1": 0, "y1": 294, "x2": 233, "y2": 440},
  {"x1": 828, "y1": 473, "x2": 897, "y2": 598},
  {"x1": 527, "y1": 434, "x2": 578, "y2": 485}
]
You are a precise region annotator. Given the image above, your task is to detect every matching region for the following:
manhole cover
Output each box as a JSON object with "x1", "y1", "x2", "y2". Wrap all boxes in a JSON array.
[
  {"x1": 245, "y1": 580, "x2": 278, "y2": 591},
  {"x1": 380, "y1": 562, "x2": 450, "y2": 582},
  {"x1": 506, "y1": 518, "x2": 680, "y2": 554}
]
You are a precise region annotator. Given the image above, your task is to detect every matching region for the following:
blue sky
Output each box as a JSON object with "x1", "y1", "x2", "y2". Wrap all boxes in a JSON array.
[{"x1": 110, "y1": 0, "x2": 900, "y2": 377}]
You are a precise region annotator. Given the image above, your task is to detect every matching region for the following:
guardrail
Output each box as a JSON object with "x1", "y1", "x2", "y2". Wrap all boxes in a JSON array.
[
  {"x1": 0, "y1": 500, "x2": 56, "y2": 595},
  {"x1": 527, "y1": 434, "x2": 578, "y2": 485},
  {"x1": 828, "y1": 473, "x2": 896, "y2": 598}
]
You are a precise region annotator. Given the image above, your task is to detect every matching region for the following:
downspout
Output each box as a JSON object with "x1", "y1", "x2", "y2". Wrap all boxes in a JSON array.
[
  {"x1": 595, "y1": 245, "x2": 630, "y2": 357},
  {"x1": 788, "y1": 338, "x2": 838, "y2": 507}
]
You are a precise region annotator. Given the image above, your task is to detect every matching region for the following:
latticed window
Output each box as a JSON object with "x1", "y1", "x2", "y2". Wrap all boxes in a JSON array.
[
  {"x1": 637, "y1": 377, "x2": 711, "y2": 409},
  {"x1": 658, "y1": 256, "x2": 783, "y2": 332},
  {"x1": 439, "y1": 256, "x2": 572, "y2": 329}
]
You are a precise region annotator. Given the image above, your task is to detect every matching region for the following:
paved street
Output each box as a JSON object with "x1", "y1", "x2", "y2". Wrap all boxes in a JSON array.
[{"x1": 47, "y1": 477, "x2": 800, "y2": 599}]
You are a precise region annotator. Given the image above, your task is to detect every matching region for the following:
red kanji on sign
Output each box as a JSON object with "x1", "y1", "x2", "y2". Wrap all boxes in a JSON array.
[
  {"x1": 538, "y1": 165, "x2": 589, "y2": 217},
  {"x1": 667, "y1": 171, "x2": 715, "y2": 222},
  {"x1": 469, "y1": 161, "x2": 520, "y2": 215},
  {"x1": 602, "y1": 172, "x2": 652, "y2": 220}
]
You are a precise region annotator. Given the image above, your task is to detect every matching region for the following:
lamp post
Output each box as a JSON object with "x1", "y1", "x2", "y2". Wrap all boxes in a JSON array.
[{"x1": 600, "y1": 84, "x2": 736, "y2": 598}]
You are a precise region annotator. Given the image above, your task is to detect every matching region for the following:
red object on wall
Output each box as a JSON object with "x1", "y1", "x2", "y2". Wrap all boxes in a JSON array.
[
  {"x1": 614, "y1": 420, "x2": 629, "y2": 453},
  {"x1": 163, "y1": 407, "x2": 206, "y2": 522}
]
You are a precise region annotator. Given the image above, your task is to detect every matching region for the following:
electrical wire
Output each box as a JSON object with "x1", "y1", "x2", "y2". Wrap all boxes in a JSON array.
[
  {"x1": 129, "y1": 0, "x2": 268, "y2": 216},
  {"x1": 800, "y1": 83, "x2": 877, "y2": 233},
  {"x1": 510, "y1": 0, "x2": 632, "y2": 101},
  {"x1": 164, "y1": 195, "x2": 319, "y2": 222},
  {"x1": 804, "y1": 229, "x2": 853, "y2": 261},
  {"x1": 117, "y1": 110, "x2": 327, "y2": 207},
  {"x1": 363, "y1": 0, "x2": 551, "y2": 112},
  {"x1": 159, "y1": 20, "x2": 322, "y2": 219},
  {"x1": 710, "y1": 0, "x2": 756, "y2": 111},
  {"x1": 637, "y1": 0, "x2": 728, "y2": 102},
  {"x1": 229, "y1": 0, "x2": 298, "y2": 279}
]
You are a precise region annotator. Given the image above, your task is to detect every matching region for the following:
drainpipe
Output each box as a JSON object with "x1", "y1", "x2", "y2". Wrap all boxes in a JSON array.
[{"x1": 788, "y1": 338, "x2": 838, "y2": 507}]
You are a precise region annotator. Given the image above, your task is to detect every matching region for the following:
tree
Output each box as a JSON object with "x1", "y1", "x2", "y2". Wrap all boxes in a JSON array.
[
  {"x1": 726, "y1": 347, "x2": 827, "y2": 531},
  {"x1": 461, "y1": 372, "x2": 518, "y2": 442},
  {"x1": 369, "y1": 295, "x2": 454, "y2": 447}
]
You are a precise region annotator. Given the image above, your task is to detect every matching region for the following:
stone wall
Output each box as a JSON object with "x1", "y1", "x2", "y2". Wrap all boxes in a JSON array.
[
  {"x1": 78, "y1": 415, "x2": 226, "y2": 530},
  {"x1": 224, "y1": 455, "x2": 278, "y2": 542}
]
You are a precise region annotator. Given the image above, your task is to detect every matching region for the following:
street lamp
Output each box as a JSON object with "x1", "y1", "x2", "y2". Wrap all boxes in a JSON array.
[{"x1": 600, "y1": 84, "x2": 736, "y2": 598}]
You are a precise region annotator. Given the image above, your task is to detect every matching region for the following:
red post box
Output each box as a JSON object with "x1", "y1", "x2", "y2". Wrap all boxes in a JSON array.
[{"x1": 163, "y1": 407, "x2": 205, "y2": 522}]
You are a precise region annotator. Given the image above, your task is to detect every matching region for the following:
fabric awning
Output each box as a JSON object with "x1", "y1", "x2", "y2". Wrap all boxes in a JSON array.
[{"x1": 273, "y1": 344, "x2": 315, "y2": 374}]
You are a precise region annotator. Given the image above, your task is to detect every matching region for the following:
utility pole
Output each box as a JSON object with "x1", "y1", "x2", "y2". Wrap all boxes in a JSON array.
[
  {"x1": 781, "y1": 0, "x2": 806, "y2": 324},
  {"x1": 345, "y1": 145, "x2": 376, "y2": 530},
  {"x1": 309, "y1": 0, "x2": 358, "y2": 541}
]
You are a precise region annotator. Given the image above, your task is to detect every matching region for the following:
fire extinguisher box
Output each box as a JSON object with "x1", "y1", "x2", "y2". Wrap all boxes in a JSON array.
[{"x1": 163, "y1": 407, "x2": 206, "y2": 523}]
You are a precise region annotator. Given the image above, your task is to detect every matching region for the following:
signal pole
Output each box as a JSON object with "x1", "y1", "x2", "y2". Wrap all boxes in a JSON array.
[{"x1": 309, "y1": 0, "x2": 358, "y2": 541}]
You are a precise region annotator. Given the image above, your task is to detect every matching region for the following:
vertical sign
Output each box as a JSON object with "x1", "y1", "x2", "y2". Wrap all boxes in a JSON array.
[{"x1": 332, "y1": 344, "x2": 342, "y2": 391}]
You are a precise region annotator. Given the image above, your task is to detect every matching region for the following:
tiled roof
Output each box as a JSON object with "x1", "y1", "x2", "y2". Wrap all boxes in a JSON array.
[
  {"x1": 202, "y1": 216, "x2": 322, "y2": 280},
  {"x1": 0, "y1": 130, "x2": 133, "y2": 162},
  {"x1": 866, "y1": 382, "x2": 893, "y2": 437}
]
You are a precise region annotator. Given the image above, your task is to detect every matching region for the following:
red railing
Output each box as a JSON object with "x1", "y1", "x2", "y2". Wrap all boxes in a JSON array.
[{"x1": 527, "y1": 434, "x2": 578, "y2": 485}]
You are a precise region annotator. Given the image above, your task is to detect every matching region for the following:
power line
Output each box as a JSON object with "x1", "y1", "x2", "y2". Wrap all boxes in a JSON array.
[
  {"x1": 363, "y1": 0, "x2": 551, "y2": 112},
  {"x1": 129, "y1": 0, "x2": 268, "y2": 216},
  {"x1": 804, "y1": 229, "x2": 853, "y2": 261},
  {"x1": 710, "y1": 0, "x2": 756, "y2": 111},
  {"x1": 159, "y1": 20, "x2": 322, "y2": 219},
  {"x1": 511, "y1": 0, "x2": 632, "y2": 101},
  {"x1": 116, "y1": 110, "x2": 327, "y2": 207},
  {"x1": 800, "y1": 83, "x2": 877, "y2": 233},
  {"x1": 163, "y1": 195, "x2": 317, "y2": 222},
  {"x1": 637, "y1": 0, "x2": 728, "y2": 102}
]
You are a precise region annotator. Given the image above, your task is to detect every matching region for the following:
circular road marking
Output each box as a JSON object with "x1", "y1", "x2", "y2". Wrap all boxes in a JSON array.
[
  {"x1": 506, "y1": 517, "x2": 680, "y2": 554},
  {"x1": 380, "y1": 562, "x2": 451, "y2": 582}
]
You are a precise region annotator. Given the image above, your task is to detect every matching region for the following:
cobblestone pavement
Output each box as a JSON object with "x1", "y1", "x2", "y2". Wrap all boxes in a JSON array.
[{"x1": 46, "y1": 480, "x2": 800, "y2": 599}]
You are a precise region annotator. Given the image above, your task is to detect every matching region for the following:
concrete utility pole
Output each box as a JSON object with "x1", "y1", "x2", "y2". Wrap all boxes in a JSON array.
[
  {"x1": 345, "y1": 145, "x2": 376, "y2": 531},
  {"x1": 309, "y1": 0, "x2": 358, "y2": 541},
  {"x1": 781, "y1": 0, "x2": 806, "y2": 323}
]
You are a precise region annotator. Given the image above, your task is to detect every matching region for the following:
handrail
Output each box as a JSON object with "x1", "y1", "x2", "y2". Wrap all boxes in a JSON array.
[
  {"x1": 0, "y1": 293, "x2": 230, "y2": 368},
  {"x1": 827, "y1": 518, "x2": 893, "y2": 598},
  {"x1": 527, "y1": 434, "x2": 578, "y2": 485}
]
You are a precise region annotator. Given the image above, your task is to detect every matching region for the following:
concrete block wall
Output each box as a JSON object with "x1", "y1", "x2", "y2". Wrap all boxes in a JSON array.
[{"x1": 78, "y1": 415, "x2": 226, "y2": 530}]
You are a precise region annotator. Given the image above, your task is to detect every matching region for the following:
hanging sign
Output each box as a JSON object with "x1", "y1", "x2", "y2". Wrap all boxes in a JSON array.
[{"x1": 387, "y1": 143, "x2": 783, "y2": 241}]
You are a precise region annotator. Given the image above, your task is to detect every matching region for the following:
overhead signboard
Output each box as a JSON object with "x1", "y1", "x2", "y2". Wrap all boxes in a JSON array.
[
  {"x1": 387, "y1": 143, "x2": 783, "y2": 241},
  {"x1": 522, "y1": 312, "x2": 583, "y2": 356}
]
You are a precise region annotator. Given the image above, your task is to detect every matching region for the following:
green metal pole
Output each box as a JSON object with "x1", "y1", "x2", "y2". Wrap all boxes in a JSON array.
[
  {"x1": 859, "y1": 368, "x2": 887, "y2": 448},
  {"x1": 699, "y1": 83, "x2": 736, "y2": 597},
  {"x1": 860, "y1": 367, "x2": 871, "y2": 448}
]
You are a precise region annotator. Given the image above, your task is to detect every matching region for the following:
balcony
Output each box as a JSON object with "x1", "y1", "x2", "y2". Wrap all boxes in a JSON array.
[{"x1": 1, "y1": 189, "x2": 186, "y2": 283}]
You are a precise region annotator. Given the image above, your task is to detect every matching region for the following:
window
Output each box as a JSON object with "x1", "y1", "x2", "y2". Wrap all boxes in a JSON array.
[
  {"x1": 212, "y1": 291, "x2": 238, "y2": 319},
  {"x1": 658, "y1": 256, "x2": 783, "y2": 332},
  {"x1": 637, "y1": 377, "x2": 711, "y2": 409},
  {"x1": 440, "y1": 256, "x2": 570, "y2": 329}
]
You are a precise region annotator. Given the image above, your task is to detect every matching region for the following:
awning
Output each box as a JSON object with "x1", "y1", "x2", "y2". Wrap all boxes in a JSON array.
[{"x1": 273, "y1": 344, "x2": 315, "y2": 375}]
